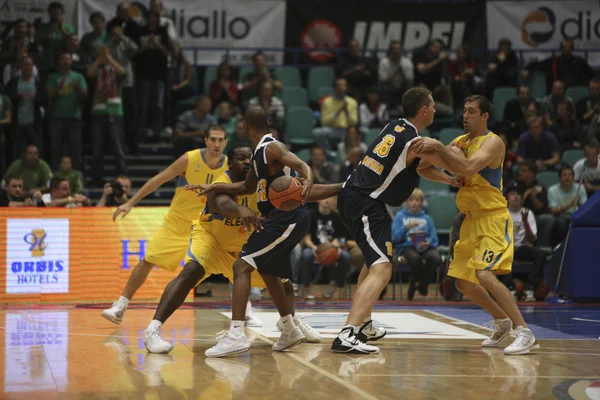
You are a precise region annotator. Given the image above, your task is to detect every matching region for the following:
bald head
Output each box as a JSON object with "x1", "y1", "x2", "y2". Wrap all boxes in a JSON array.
[{"x1": 244, "y1": 107, "x2": 269, "y2": 131}]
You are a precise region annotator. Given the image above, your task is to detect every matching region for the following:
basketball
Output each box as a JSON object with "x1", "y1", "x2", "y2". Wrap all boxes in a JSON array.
[
  {"x1": 268, "y1": 176, "x2": 304, "y2": 211},
  {"x1": 535, "y1": 281, "x2": 549, "y2": 301},
  {"x1": 316, "y1": 242, "x2": 338, "y2": 265}
]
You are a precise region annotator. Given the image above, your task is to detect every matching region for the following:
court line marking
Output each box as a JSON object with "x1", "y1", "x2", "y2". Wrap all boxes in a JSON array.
[
  {"x1": 350, "y1": 374, "x2": 600, "y2": 379},
  {"x1": 573, "y1": 318, "x2": 600, "y2": 323},
  {"x1": 255, "y1": 335, "x2": 378, "y2": 400},
  {"x1": 423, "y1": 309, "x2": 489, "y2": 330}
]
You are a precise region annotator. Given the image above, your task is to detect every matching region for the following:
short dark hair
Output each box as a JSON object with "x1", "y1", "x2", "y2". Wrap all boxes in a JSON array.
[
  {"x1": 402, "y1": 87, "x2": 432, "y2": 118},
  {"x1": 244, "y1": 107, "x2": 269, "y2": 131},
  {"x1": 590, "y1": 77, "x2": 600, "y2": 85},
  {"x1": 196, "y1": 94, "x2": 210, "y2": 105},
  {"x1": 387, "y1": 40, "x2": 401, "y2": 56},
  {"x1": 504, "y1": 181, "x2": 523, "y2": 198},
  {"x1": 586, "y1": 139, "x2": 600, "y2": 152},
  {"x1": 252, "y1": 52, "x2": 264, "y2": 62},
  {"x1": 227, "y1": 144, "x2": 252, "y2": 161},
  {"x1": 520, "y1": 160, "x2": 538, "y2": 175},
  {"x1": 5, "y1": 175, "x2": 23, "y2": 185},
  {"x1": 147, "y1": 11, "x2": 160, "y2": 20},
  {"x1": 48, "y1": 2, "x2": 64, "y2": 12},
  {"x1": 89, "y1": 11, "x2": 105, "y2": 24},
  {"x1": 464, "y1": 95, "x2": 493, "y2": 118},
  {"x1": 50, "y1": 176, "x2": 67, "y2": 191},
  {"x1": 206, "y1": 124, "x2": 226, "y2": 138},
  {"x1": 55, "y1": 50, "x2": 71, "y2": 63},
  {"x1": 310, "y1": 144, "x2": 324, "y2": 154},
  {"x1": 115, "y1": 175, "x2": 130, "y2": 181},
  {"x1": 558, "y1": 165, "x2": 574, "y2": 178}
]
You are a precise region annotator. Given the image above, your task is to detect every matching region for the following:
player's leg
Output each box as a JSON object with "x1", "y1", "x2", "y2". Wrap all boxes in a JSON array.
[
  {"x1": 454, "y1": 278, "x2": 508, "y2": 320},
  {"x1": 281, "y1": 274, "x2": 322, "y2": 343}
]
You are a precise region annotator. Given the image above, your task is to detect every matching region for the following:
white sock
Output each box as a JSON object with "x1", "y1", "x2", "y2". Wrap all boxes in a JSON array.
[
  {"x1": 118, "y1": 296, "x2": 130, "y2": 306},
  {"x1": 148, "y1": 319, "x2": 162, "y2": 330},
  {"x1": 279, "y1": 314, "x2": 295, "y2": 332},
  {"x1": 246, "y1": 301, "x2": 252, "y2": 315},
  {"x1": 362, "y1": 315, "x2": 372, "y2": 324},
  {"x1": 230, "y1": 320, "x2": 245, "y2": 338}
]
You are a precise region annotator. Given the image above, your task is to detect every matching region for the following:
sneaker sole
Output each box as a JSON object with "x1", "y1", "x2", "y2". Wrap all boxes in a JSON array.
[
  {"x1": 205, "y1": 345, "x2": 250, "y2": 358},
  {"x1": 101, "y1": 311, "x2": 122, "y2": 325},
  {"x1": 145, "y1": 343, "x2": 174, "y2": 354},
  {"x1": 273, "y1": 336, "x2": 306, "y2": 352},
  {"x1": 331, "y1": 344, "x2": 380, "y2": 354},
  {"x1": 504, "y1": 343, "x2": 540, "y2": 355}
]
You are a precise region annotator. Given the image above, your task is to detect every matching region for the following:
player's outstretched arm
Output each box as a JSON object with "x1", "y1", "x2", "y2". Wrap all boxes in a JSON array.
[
  {"x1": 209, "y1": 192, "x2": 263, "y2": 231},
  {"x1": 306, "y1": 183, "x2": 343, "y2": 202},
  {"x1": 192, "y1": 168, "x2": 258, "y2": 197},
  {"x1": 265, "y1": 142, "x2": 313, "y2": 202}
]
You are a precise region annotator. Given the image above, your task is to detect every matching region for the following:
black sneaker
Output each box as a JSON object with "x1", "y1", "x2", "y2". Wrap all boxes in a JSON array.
[{"x1": 331, "y1": 327, "x2": 380, "y2": 354}]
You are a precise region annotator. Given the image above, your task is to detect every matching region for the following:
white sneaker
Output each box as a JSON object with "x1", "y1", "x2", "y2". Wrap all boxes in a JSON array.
[
  {"x1": 143, "y1": 326, "x2": 174, "y2": 354},
  {"x1": 276, "y1": 316, "x2": 322, "y2": 343},
  {"x1": 331, "y1": 327, "x2": 380, "y2": 354},
  {"x1": 272, "y1": 325, "x2": 305, "y2": 351},
  {"x1": 101, "y1": 300, "x2": 127, "y2": 325},
  {"x1": 524, "y1": 290, "x2": 536, "y2": 302},
  {"x1": 504, "y1": 326, "x2": 540, "y2": 355},
  {"x1": 357, "y1": 320, "x2": 386, "y2": 342},
  {"x1": 205, "y1": 331, "x2": 250, "y2": 358},
  {"x1": 482, "y1": 318, "x2": 513, "y2": 347}
]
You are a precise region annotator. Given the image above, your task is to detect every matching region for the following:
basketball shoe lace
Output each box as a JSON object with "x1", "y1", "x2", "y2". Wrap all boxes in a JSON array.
[
  {"x1": 215, "y1": 330, "x2": 231, "y2": 341},
  {"x1": 483, "y1": 319, "x2": 504, "y2": 340}
]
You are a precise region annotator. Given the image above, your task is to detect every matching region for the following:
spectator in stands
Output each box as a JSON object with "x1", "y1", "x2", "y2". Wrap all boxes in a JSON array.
[
  {"x1": 46, "y1": 51, "x2": 88, "y2": 170},
  {"x1": 514, "y1": 160, "x2": 549, "y2": 215},
  {"x1": 64, "y1": 33, "x2": 92, "y2": 75},
  {"x1": 106, "y1": 3, "x2": 141, "y2": 44},
  {"x1": 173, "y1": 95, "x2": 216, "y2": 157},
  {"x1": 308, "y1": 145, "x2": 336, "y2": 184},
  {"x1": 548, "y1": 165, "x2": 588, "y2": 245},
  {"x1": 299, "y1": 197, "x2": 352, "y2": 300},
  {"x1": 166, "y1": 42, "x2": 193, "y2": 134},
  {"x1": 522, "y1": 39, "x2": 594, "y2": 92},
  {"x1": 392, "y1": 188, "x2": 442, "y2": 300},
  {"x1": 209, "y1": 61, "x2": 238, "y2": 109},
  {"x1": 54, "y1": 156, "x2": 83, "y2": 194},
  {"x1": 6, "y1": 56, "x2": 43, "y2": 158},
  {"x1": 248, "y1": 80, "x2": 285, "y2": 132},
  {"x1": 80, "y1": 12, "x2": 107, "y2": 61},
  {"x1": 3, "y1": 47, "x2": 39, "y2": 85},
  {"x1": 505, "y1": 183, "x2": 546, "y2": 302},
  {"x1": 0, "y1": 176, "x2": 36, "y2": 207},
  {"x1": 216, "y1": 101, "x2": 237, "y2": 135},
  {"x1": 4, "y1": 145, "x2": 52, "y2": 197},
  {"x1": 414, "y1": 39, "x2": 453, "y2": 114},
  {"x1": 486, "y1": 38, "x2": 519, "y2": 94},
  {"x1": 337, "y1": 39, "x2": 376, "y2": 100},
  {"x1": 339, "y1": 146, "x2": 363, "y2": 182},
  {"x1": 224, "y1": 119, "x2": 250, "y2": 154},
  {"x1": 504, "y1": 86, "x2": 535, "y2": 126},
  {"x1": 542, "y1": 80, "x2": 575, "y2": 122},
  {"x1": 450, "y1": 45, "x2": 478, "y2": 110},
  {"x1": 576, "y1": 77, "x2": 600, "y2": 125},
  {"x1": 42, "y1": 176, "x2": 91, "y2": 207},
  {"x1": 97, "y1": 175, "x2": 131, "y2": 207},
  {"x1": 0, "y1": 18, "x2": 37, "y2": 64},
  {"x1": 337, "y1": 125, "x2": 367, "y2": 164},
  {"x1": 136, "y1": 11, "x2": 171, "y2": 141},
  {"x1": 507, "y1": 100, "x2": 550, "y2": 145},
  {"x1": 241, "y1": 52, "x2": 282, "y2": 103},
  {"x1": 314, "y1": 77, "x2": 358, "y2": 160},
  {"x1": 36, "y1": 2, "x2": 75, "y2": 76},
  {"x1": 88, "y1": 46, "x2": 128, "y2": 186},
  {"x1": 552, "y1": 100, "x2": 585, "y2": 150},
  {"x1": 574, "y1": 140, "x2": 600, "y2": 197},
  {"x1": 0, "y1": 90, "x2": 12, "y2": 172},
  {"x1": 516, "y1": 117, "x2": 561, "y2": 170},
  {"x1": 359, "y1": 87, "x2": 388, "y2": 129},
  {"x1": 378, "y1": 40, "x2": 413, "y2": 107},
  {"x1": 150, "y1": 0, "x2": 177, "y2": 41}
]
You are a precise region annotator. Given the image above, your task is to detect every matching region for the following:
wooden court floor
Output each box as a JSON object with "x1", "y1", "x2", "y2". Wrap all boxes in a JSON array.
[{"x1": 1, "y1": 305, "x2": 600, "y2": 400}]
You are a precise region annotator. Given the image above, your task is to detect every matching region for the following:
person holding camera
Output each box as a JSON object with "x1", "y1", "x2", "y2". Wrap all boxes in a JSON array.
[{"x1": 96, "y1": 175, "x2": 131, "y2": 207}]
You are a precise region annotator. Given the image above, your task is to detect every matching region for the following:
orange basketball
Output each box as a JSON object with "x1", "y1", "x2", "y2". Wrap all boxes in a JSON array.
[
  {"x1": 268, "y1": 176, "x2": 304, "y2": 211},
  {"x1": 316, "y1": 242, "x2": 338, "y2": 265}
]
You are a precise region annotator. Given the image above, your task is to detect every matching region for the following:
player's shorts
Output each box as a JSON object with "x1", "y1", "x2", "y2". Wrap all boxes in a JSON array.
[
  {"x1": 448, "y1": 210, "x2": 514, "y2": 285},
  {"x1": 239, "y1": 207, "x2": 310, "y2": 280},
  {"x1": 184, "y1": 224, "x2": 266, "y2": 288},
  {"x1": 144, "y1": 212, "x2": 191, "y2": 272},
  {"x1": 338, "y1": 186, "x2": 393, "y2": 268}
]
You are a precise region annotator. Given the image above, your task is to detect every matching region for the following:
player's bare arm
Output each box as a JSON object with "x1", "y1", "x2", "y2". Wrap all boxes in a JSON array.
[
  {"x1": 208, "y1": 192, "x2": 263, "y2": 231},
  {"x1": 265, "y1": 141, "x2": 313, "y2": 202},
  {"x1": 192, "y1": 168, "x2": 258, "y2": 197},
  {"x1": 306, "y1": 183, "x2": 343, "y2": 202},
  {"x1": 113, "y1": 153, "x2": 189, "y2": 221}
]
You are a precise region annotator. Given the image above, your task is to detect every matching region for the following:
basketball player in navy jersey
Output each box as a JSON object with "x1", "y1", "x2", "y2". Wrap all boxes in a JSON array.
[
  {"x1": 333, "y1": 87, "x2": 462, "y2": 353},
  {"x1": 197, "y1": 107, "x2": 342, "y2": 357}
]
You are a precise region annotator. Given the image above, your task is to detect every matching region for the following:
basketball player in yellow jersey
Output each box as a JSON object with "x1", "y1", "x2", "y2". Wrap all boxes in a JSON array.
[
  {"x1": 101, "y1": 125, "x2": 229, "y2": 325},
  {"x1": 416, "y1": 95, "x2": 539, "y2": 355}
]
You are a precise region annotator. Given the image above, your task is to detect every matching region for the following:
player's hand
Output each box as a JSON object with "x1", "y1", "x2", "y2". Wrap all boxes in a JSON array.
[
  {"x1": 238, "y1": 207, "x2": 263, "y2": 232},
  {"x1": 298, "y1": 177, "x2": 313, "y2": 205},
  {"x1": 185, "y1": 184, "x2": 211, "y2": 195},
  {"x1": 413, "y1": 137, "x2": 440, "y2": 154},
  {"x1": 449, "y1": 176, "x2": 464, "y2": 188},
  {"x1": 113, "y1": 202, "x2": 133, "y2": 221}
]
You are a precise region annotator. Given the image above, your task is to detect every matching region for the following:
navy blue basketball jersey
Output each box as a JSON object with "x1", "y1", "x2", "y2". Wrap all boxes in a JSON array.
[
  {"x1": 343, "y1": 119, "x2": 421, "y2": 207},
  {"x1": 251, "y1": 134, "x2": 297, "y2": 215}
]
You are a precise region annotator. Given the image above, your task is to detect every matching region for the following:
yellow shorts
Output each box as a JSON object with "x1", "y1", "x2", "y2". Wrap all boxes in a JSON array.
[
  {"x1": 185, "y1": 224, "x2": 266, "y2": 288},
  {"x1": 447, "y1": 211, "x2": 514, "y2": 285},
  {"x1": 144, "y1": 213, "x2": 192, "y2": 272}
]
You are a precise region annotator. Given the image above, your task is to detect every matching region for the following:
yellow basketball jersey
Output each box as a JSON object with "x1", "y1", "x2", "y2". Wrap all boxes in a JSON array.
[
  {"x1": 168, "y1": 149, "x2": 228, "y2": 221},
  {"x1": 454, "y1": 132, "x2": 507, "y2": 218},
  {"x1": 196, "y1": 172, "x2": 259, "y2": 254}
]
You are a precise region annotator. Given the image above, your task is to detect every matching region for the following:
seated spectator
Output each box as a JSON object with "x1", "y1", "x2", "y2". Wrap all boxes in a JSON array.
[
  {"x1": 241, "y1": 52, "x2": 282, "y2": 103},
  {"x1": 308, "y1": 145, "x2": 336, "y2": 184},
  {"x1": 0, "y1": 89, "x2": 12, "y2": 172},
  {"x1": 574, "y1": 140, "x2": 600, "y2": 197},
  {"x1": 314, "y1": 77, "x2": 358, "y2": 160},
  {"x1": 414, "y1": 39, "x2": 453, "y2": 116},
  {"x1": 216, "y1": 101, "x2": 237, "y2": 135},
  {"x1": 378, "y1": 40, "x2": 413, "y2": 107},
  {"x1": 97, "y1": 175, "x2": 131, "y2": 207},
  {"x1": 6, "y1": 56, "x2": 44, "y2": 157},
  {"x1": 46, "y1": 51, "x2": 88, "y2": 170},
  {"x1": 3, "y1": 145, "x2": 52, "y2": 197},
  {"x1": 36, "y1": 2, "x2": 75, "y2": 76},
  {"x1": 0, "y1": 176, "x2": 39, "y2": 207},
  {"x1": 166, "y1": 42, "x2": 193, "y2": 133},
  {"x1": 392, "y1": 188, "x2": 442, "y2": 300},
  {"x1": 504, "y1": 86, "x2": 534, "y2": 127},
  {"x1": 173, "y1": 95, "x2": 216, "y2": 157},
  {"x1": 54, "y1": 156, "x2": 83, "y2": 194},
  {"x1": 507, "y1": 100, "x2": 550, "y2": 145},
  {"x1": 548, "y1": 166, "x2": 588, "y2": 245},
  {"x1": 513, "y1": 160, "x2": 549, "y2": 215},
  {"x1": 516, "y1": 117, "x2": 560, "y2": 170},
  {"x1": 522, "y1": 39, "x2": 594, "y2": 92},
  {"x1": 209, "y1": 61, "x2": 238, "y2": 109},
  {"x1": 505, "y1": 183, "x2": 546, "y2": 302},
  {"x1": 80, "y1": 11, "x2": 106, "y2": 60},
  {"x1": 298, "y1": 197, "x2": 351, "y2": 299},
  {"x1": 87, "y1": 45, "x2": 128, "y2": 186},
  {"x1": 359, "y1": 88, "x2": 388, "y2": 129},
  {"x1": 42, "y1": 176, "x2": 91, "y2": 207},
  {"x1": 65, "y1": 33, "x2": 92, "y2": 75},
  {"x1": 248, "y1": 80, "x2": 285, "y2": 132},
  {"x1": 542, "y1": 80, "x2": 575, "y2": 123},
  {"x1": 577, "y1": 78, "x2": 600, "y2": 126},
  {"x1": 552, "y1": 100, "x2": 585, "y2": 150},
  {"x1": 224, "y1": 119, "x2": 250, "y2": 154},
  {"x1": 337, "y1": 125, "x2": 368, "y2": 164},
  {"x1": 450, "y1": 45, "x2": 478, "y2": 109},
  {"x1": 339, "y1": 146, "x2": 363, "y2": 182},
  {"x1": 0, "y1": 18, "x2": 38, "y2": 64},
  {"x1": 337, "y1": 39, "x2": 376, "y2": 100},
  {"x1": 486, "y1": 38, "x2": 519, "y2": 94}
]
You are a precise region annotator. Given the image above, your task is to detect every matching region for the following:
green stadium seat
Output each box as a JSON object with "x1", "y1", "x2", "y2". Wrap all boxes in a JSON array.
[
  {"x1": 493, "y1": 87, "x2": 517, "y2": 122},
  {"x1": 566, "y1": 86, "x2": 588, "y2": 104},
  {"x1": 308, "y1": 66, "x2": 335, "y2": 102},
  {"x1": 366, "y1": 128, "x2": 381, "y2": 144},
  {"x1": 203, "y1": 66, "x2": 217, "y2": 94},
  {"x1": 426, "y1": 195, "x2": 459, "y2": 235},
  {"x1": 536, "y1": 171, "x2": 560, "y2": 189},
  {"x1": 420, "y1": 129, "x2": 431, "y2": 138},
  {"x1": 316, "y1": 86, "x2": 334, "y2": 101},
  {"x1": 281, "y1": 87, "x2": 309, "y2": 108},
  {"x1": 275, "y1": 66, "x2": 301, "y2": 87},
  {"x1": 562, "y1": 149, "x2": 584, "y2": 167},
  {"x1": 286, "y1": 106, "x2": 316, "y2": 146},
  {"x1": 439, "y1": 128, "x2": 464, "y2": 146},
  {"x1": 529, "y1": 71, "x2": 547, "y2": 99},
  {"x1": 296, "y1": 148, "x2": 311, "y2": 163},
  {"x1": 238, "y1": 66, "x2": 254, "y2": 83},
  {"x1": 419, "y1": 179, "x2": 450, "y2": 196}
]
